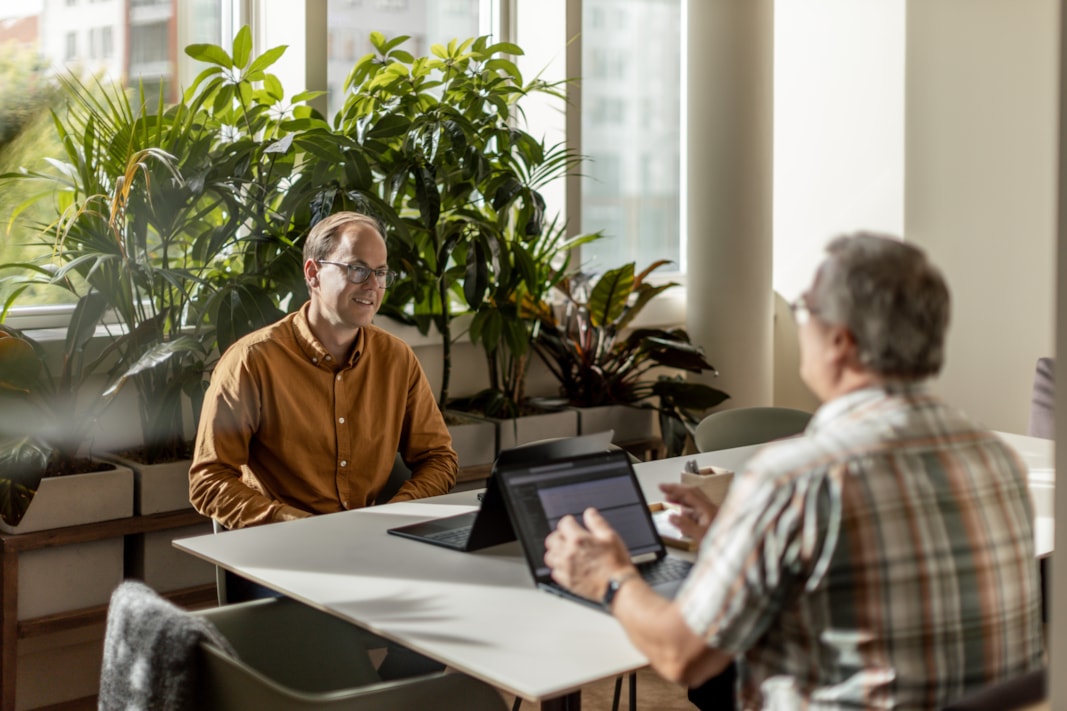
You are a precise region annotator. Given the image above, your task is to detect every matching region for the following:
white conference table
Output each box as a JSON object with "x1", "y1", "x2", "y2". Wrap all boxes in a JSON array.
[{"x1": 173, "y1": 432, "x2": 1053, "y2": 709}]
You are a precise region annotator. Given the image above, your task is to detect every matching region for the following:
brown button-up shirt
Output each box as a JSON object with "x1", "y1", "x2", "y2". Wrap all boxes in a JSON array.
[{"x1": 189, "y1": 304, "x2": 457, "y2": 529}]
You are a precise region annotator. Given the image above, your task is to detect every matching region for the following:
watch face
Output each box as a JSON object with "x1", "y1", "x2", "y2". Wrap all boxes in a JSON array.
[{"x1": 601, "y1": 581, "x2": 617, "y2": 609}]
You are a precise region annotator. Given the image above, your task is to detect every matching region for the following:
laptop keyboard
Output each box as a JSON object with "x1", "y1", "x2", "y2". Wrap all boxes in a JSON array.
[
  {"x1": 637, "y1": 556, "x2": 693, "y2": 586},
  {"x1": 424, "y1": 526, "x2": 473, "y2": 546}
]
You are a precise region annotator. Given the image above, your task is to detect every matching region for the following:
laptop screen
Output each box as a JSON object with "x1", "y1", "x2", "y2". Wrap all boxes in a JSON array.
[{"x1": 498, "y1": 450, "x2": 665, "y2": 582}]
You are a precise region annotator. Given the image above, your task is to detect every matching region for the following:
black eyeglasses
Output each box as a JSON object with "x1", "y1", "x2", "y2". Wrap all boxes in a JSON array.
[{"x1": 317, "y1": 260, "x2": 398, "y2": 288}]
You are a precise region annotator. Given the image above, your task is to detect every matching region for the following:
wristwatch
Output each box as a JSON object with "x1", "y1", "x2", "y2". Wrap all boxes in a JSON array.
[{"x1": 601, "y1": 571, "x2": 640, "y2": 611}]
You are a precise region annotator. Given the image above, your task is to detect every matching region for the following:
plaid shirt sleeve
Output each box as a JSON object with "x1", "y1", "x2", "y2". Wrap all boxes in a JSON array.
[{"x1": 675, "y1": 457, "x2": 840, "y2": 655}]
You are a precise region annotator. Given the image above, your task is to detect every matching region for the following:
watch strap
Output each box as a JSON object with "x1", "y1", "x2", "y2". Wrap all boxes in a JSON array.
[{"x1": 602, "y1": 570, "x2": 640, "y2": 611}]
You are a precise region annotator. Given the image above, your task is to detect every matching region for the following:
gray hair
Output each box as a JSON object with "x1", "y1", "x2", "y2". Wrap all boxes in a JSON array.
[
  {"x1": 303, "y1": 211, "x2": 386, "y2": 263},
  {"x1": 809, "y1": 232, "x2": 950, "y2": 379}
]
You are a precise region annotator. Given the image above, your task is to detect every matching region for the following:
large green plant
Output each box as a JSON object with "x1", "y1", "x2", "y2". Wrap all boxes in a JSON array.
[
  {"x1": 336, "y1": 34, "x2": 573, "y2": 408},
  {"x1": 0, "y1": 27, "x2": 319, "y2": 463},
  {"x1": 461, "y1": 216, "x2": 599, "y2": 418},
  {"x1": 533, "y1": 261, "x2": 730, "y2": 456}
]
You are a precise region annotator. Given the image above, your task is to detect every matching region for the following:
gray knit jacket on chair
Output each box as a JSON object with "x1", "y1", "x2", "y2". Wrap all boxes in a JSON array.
[{"x1": 99, "y1": 580, "x2": 236, "y2": 711}]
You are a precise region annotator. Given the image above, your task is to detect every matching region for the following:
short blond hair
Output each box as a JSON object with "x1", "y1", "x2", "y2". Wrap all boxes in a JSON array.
[{"x1": 303, "y1": 212, "x2": 385, "y2": 263}]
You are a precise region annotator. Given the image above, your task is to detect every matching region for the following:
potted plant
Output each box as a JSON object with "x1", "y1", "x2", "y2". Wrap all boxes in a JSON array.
[
  {"x1": 0, "y1": 27, "x2": 328, "y2": 513},
  {"x1": 0, "y1": 27, "x2": 326, "y2": 592},
  {"x1": 533, "y1": 261, "x2": 730, "y2": 457},
  {"x1": 0, "y1": 311, "x2": 135, "y2": 532},
  {"x1": 335, "y1": 33, "x2": 604, "y2": 455},
  {"x1": 455, "y1": 216, "x2": 600, "y2": 449},
  {"x1": 0, "y1": 317, "x2": 133, "y2": 619}
]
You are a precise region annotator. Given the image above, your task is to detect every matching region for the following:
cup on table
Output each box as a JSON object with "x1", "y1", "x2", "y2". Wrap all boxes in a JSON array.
[{"x1": 680, "y1": 465, "x2": 734, "y2": 506}]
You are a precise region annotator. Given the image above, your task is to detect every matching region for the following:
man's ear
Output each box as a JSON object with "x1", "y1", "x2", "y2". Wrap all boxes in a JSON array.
[
  {"x1": 304, "y1": 258, "x2": 320, "y2": 287},
  {"x1": 828, "y1": 325, "x2": 861, "y2": 369}
]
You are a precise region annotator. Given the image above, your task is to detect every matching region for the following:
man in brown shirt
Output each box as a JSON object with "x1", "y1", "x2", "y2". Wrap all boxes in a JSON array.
[{"x1": 189, "y1": 211, "x2": 458, "y2": 530}]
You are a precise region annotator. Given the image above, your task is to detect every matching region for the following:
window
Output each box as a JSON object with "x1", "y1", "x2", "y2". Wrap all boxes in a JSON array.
[
  {"x1": 89, "y1": 26, "x2": 114, "y2": 59},
  {"x1": 0, "y1": 0, "x2": 230, "y2": 319},
  {"x1": 324, "y1": 0, "x2": 480, "y2": 118},
  {"x1": 581, "y1": 0, "x2": 682, "y2": 273},
  {"x1": 1, "y1": 0, "x2": 685, "y2": 322}
]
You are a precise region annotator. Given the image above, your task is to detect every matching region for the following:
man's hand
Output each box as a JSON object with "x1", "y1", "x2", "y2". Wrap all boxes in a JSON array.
[
  {"x1": 544, "y1": 508, "x2": 635, "y2": 601},
  {"x1": 659, "y1": 482, "x2": 720, "y2": 545}
]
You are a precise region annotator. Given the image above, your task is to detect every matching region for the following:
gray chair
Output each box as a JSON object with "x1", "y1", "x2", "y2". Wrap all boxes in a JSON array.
[
  {"x1": 194, "y1": 597, "x2": 507, "y2": 711},
  {"x1": 101, "y1": 581, "x2": 506, "y2": 711},
  {"x1": 694, "y1": 406, "x2": 813, "y2": 452},
  {"x1": 1029, "y1": 357, "x2": 1055, "y2": 439}
]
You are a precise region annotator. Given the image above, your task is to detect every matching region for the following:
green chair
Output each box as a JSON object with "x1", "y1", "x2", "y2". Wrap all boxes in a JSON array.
[
  {"x1": 194, "y1": 597, "x2": 508, "y2": 711},
  {"x1": 694, "y1": 406, "x2": 812, "y2": 452}
]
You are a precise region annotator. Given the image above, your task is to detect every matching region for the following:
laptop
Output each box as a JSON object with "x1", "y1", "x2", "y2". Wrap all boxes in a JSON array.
[
  {"x1": 386, "y1": 431, "x2": 615, "y2": 552},
  {"x1": 496, "y1": 449, "x2": 694, "y2": 610}
]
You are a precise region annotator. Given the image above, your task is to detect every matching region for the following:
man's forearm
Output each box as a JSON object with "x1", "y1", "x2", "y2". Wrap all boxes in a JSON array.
[
  {"x1": 189, "y1": 465, "x2": 309, "y2": 528},
  {"x1": 611, "y1": 579, "x2": 734, "y2": 687}
]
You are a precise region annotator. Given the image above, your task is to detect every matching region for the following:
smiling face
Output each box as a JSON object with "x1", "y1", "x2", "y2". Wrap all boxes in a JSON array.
[{"x1": 305, "y1": 221, "x2": 387, "y2": 340}]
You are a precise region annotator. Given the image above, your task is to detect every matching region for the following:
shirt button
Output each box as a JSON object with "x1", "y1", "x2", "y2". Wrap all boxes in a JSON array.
[
  {"x1": 325, "y1": 355, "x2": 332, "y2": 361},
  {"x1": 338, "y1": 417, "x2": 345, "y2": 424},
  {"x1": 336, "y1": 374, "x2": 342, "y2": 381},
  {"x1": 311, "y1": 357, "x2": 318, "y2": 364},
  {"x1": 340, "y1": 460, "x2": 347, "y2": 467}
]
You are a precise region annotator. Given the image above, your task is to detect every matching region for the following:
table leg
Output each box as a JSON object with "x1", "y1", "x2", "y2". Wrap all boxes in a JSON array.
[
  {"x1": 1, "y1": 545, "x2": 18, "y2": 711},
  {"x1": 540, "y1": 691, "x2": 581, "y2": 710}
]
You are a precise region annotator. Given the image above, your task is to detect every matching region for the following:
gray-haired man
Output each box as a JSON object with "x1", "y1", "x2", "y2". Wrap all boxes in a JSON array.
[{"x1": 545, "y1": 233, "x2": 1044, "y2": 709}]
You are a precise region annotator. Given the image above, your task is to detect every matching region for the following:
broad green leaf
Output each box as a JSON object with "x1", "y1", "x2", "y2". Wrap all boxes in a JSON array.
[
  {"x1": 185, "y1": 42, "x2": 232, "y2": 68},
  {"x1": 0, "y1": 337, "x2": 39, "y2": 390},
  {"x1": 263, "y1": 73, "x2": 284, "y2": 100},
  {"x1": 588, "y1": 264, "x2": 634, "y2": 328},
  {"x1": 232, "y1": 26, "x2": 253, "y2": 69},
  {"x1": 247, "y1": 45, "x2": 288, "y2": 76}
]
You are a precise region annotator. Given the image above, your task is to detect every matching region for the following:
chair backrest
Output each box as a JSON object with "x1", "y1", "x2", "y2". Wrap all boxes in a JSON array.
[
  {"x1": 1028, "y1": 357, "x2": 1055, "y2": 439},
  {"x1": 375, "y1": 451, "x2": 412, "y2": 504},
  {"x1": 100, "y1": 585, "x2": 507, "y2": 711},
  {"x1": 194, "y1": 597, "x2": 507, "y2": 711},
  {"x1": 694, "y1": 406, "x2": 813, "y2": 452}
]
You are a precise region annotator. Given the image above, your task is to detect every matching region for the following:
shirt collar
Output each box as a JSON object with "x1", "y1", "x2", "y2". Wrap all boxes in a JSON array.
[
  {"x1": 291, "y1": 302, "x2": 365, "y2": 368},
  {"x1": 809, "y1": 382, "x2": 926, "y2": 432}
]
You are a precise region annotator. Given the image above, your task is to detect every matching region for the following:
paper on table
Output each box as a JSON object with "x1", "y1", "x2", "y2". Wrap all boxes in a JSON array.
[{"x1": 650, "y1": 503, "x2": 697, "y2": 551}]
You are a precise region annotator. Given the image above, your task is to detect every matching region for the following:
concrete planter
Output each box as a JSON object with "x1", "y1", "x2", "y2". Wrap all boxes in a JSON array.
[
  {"x1": 0, "y1": 462, "x2": 134, "y2": 621},
  {"x1": 127, "y1": 521, "x2": 216, "y2": 592},
  {"x1": 444, "y1": 411, "x2": 498, "y2": 469},
  {"x1": 104, "y1": 454, "x2": 193, "y2": 515},
  {"x1": 0, "y1": 463, "x2": 134, "y2": 535},
  {"x1": 572, "y1": 405, "x2": 658, "y2": 444},
  {"x1": 482, "y1": 408, "x2": 580, "y2": 452}
]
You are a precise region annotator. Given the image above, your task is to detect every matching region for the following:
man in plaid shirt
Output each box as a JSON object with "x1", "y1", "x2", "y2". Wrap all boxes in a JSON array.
[{"x1": 544, "y1": 233, "x2": 1044, "y2": 709}]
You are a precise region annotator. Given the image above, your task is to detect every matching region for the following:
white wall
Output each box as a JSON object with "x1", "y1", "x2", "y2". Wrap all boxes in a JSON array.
[
  {"x1": 773, "y1": 0, "x2": 905, "y2": 303},
  {"x1": 771, "y1": 0, "x2": 905, "y2": 410},
  {"x1": 905, "y1": 0, "x2": 1058, "y2": 434}
]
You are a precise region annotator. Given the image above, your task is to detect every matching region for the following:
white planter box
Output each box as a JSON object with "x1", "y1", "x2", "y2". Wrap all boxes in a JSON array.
[
  {"x1": 127, "y1": 521, "x2": 216, "y2": 592},
  {"x1": 19, "y1": 539, "x2": 125, "y2": 620},
  {"x1": 0, "y1": 464, "x2": 134, "y2": 535},
  {"x1": 572, "y1": 405, "x2": 657, "y2": 444},
  {"x1": 105, "y1": 455, "x2": 193, "y2": 515},
  {"x1": 444, "y1": 412, "x2": 497, "y2": 469},
  {"x1": 487, "y1": 409, "x2": 579, "y2": 452}
]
